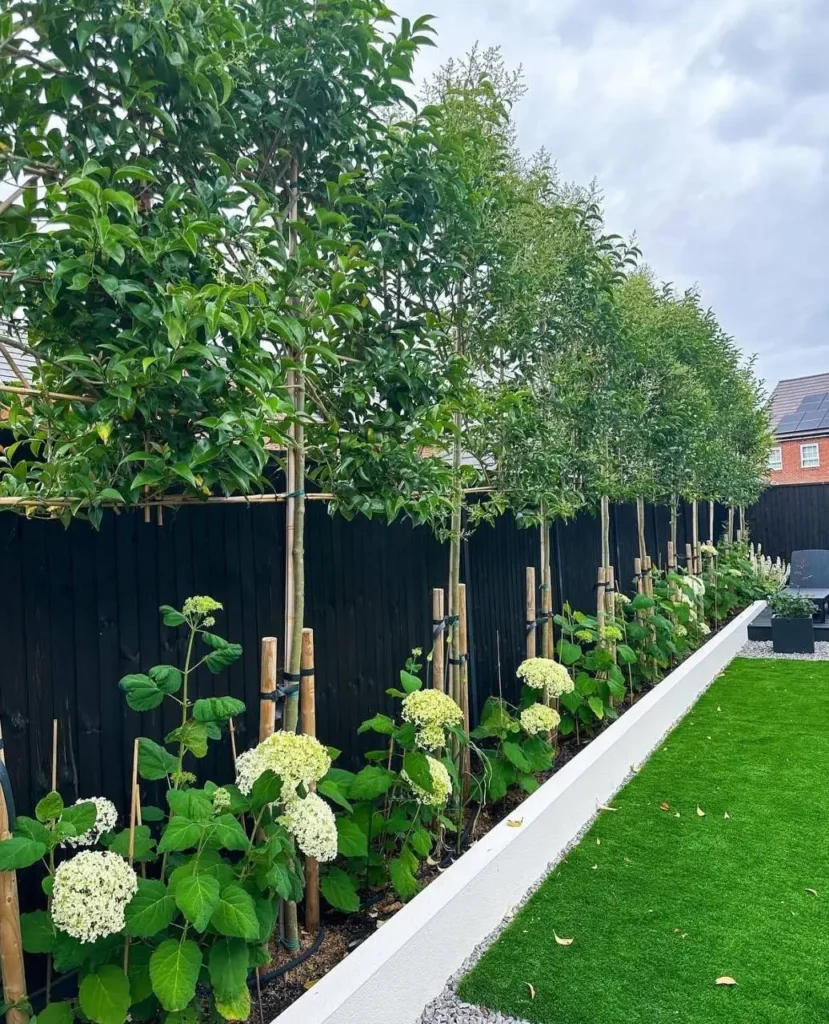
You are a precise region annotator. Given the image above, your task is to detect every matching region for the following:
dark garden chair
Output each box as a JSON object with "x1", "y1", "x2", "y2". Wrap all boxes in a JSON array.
[{"x1": 786, "y1": 549, "x2": 829, "y2": 622}]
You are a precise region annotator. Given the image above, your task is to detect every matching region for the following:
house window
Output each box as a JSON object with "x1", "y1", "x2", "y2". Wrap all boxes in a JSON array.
[
  {"x1": 768, "y1": 447, "x2": 782, "y2": 471},
  {"x1": 801, "y1": 443, "x2": 820, "y2": 469}
]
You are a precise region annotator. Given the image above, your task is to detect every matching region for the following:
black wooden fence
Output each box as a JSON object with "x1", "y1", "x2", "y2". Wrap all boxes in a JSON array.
[
  {"x1": 0, "y1": 495, "x2": 725, "y2": 820},
  {"x1": 749, "y1": 483, "x2": 829, "y2": 560}
]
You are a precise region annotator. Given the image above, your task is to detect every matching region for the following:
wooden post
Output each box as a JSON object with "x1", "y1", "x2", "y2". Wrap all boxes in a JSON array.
[
  {"x1": 259, "y1": 638, "x2": 278, "y2": 742},
  {"x1": 643, "y1": 556, "x2": 653, "y2": 598},
  {"x1": 685, "y1": 543, "x2": 693, "y2": 575},
  {"x1": 634, "y1": 557, "x2": 643, "y2": 595},
  {"x1": 458, "y1": 584, "x2": 471, "y2": 798},
  {"x1": 432, "y1": 589, "x2": 445, "y2": 693},
  {"x1": 0, "y1": 722, "x2": 26, "y2": 1024},
  {"x1": 693, "y1": 542, "x2": 702, "y2": 576},
  {"x1": 300, "y1": 629, "x2": 320, "y2": 936},
  {"x1": 525, "y1": 567, "x2": 536, "y2": 660},
  {"x1": 666, "y1": 541, "x2": 675, "y2": 573}
]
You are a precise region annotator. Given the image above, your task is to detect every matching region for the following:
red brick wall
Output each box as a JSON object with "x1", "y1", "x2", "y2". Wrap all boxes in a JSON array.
[{"x1": 768, "y1": 436, "x2": 829, "y2": 484}]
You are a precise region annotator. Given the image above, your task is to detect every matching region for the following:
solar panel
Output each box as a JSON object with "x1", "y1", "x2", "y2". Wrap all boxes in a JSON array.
[
  {"x1": 799, "y1": 417, "x2": 823, "y2": 430},
  {"x1": 802, "y1": 393, "x2": 827, "y2": 406},
  {"x1": 777, "y1": 415, "x2": 803, "y2": 433}
]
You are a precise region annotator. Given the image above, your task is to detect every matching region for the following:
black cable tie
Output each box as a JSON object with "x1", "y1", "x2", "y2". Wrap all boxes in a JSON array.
[
  {"x1": 448, "y1": 654, "x2": 468, "y2": 665},
  {"x1": 432, "y1": 617, "x2": 447, "y2": 638},
  {"x1": 446, "y1": 615, "x2": 459, "y2": 626}
]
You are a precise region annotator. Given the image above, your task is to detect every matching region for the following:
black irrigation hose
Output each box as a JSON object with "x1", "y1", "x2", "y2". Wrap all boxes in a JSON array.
[{"x1": 250, "y1": 925, "x2": 328, "y2": 987}]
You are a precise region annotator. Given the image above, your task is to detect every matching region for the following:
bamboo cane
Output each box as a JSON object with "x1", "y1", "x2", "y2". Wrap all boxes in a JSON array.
[
  {"x1": 432, "y1": 589, "x2": 445, "y2": 693},
  {"x1": 228, "y1": 718, "x2": 238, "y2": 770},
  {"x1": 634, "y1": 557, "x2": 643, "y2": 596},
  {"x1": 259, "y1": 638, "x2": 278, "y2": 742},
  {"x1": 685, "y1": 543, "x2": 693, "y2": 576},
  {"x1": 0, "y1": 722, "x2": 26, "y2": 1024},
  {"x1": 300, "y1": 629, "x2": 320, "y2": 936},
  {"x1": 458, "y1": 585, "x2": 471, "y2": 799},
  {"x1": 123, "y1": 739, "x2": 139, "y2": 973},
  {"x1": 526, "y1": 567, "x2": 536, "y2": 659}
]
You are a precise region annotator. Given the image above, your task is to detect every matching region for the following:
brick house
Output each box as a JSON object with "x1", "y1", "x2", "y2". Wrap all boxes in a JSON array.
[{"x1": 768, "y1": 372, "x2": 829, "y2": 483}]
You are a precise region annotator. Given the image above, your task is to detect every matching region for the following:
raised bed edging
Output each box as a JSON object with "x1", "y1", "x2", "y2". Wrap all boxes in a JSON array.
[{"x1": 274, "y1": 601, "x2": 764, "y2": 1024}]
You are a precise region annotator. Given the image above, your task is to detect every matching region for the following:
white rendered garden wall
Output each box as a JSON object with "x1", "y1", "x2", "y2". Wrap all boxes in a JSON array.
[{"x1": 275, "y1": 600, "x2": 764, "y2": 1024}]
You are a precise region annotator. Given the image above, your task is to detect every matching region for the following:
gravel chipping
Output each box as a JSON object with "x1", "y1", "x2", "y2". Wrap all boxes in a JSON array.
[{"x1": 738, "y1": 639, "x2": 829, "y2": 660}]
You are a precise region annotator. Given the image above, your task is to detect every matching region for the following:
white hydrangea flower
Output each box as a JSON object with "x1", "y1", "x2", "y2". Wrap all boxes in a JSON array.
[
  {"x1": 52, "y1": 851, "x2": 138, "y2": 944},
  {"x1": 402, "y1": 756, "x2": 452, "y2": 807},
  {"x1": 516, "y1": 658, "x2": 574, "y2": 699},
  {"x1": 614, "y1": 592, "x2": 631, "y2": 607},
  {"x1": 674, "y1": 624, "x2": 688, "y2": 638},
  {"x1": 212, "y1": 787, "x2": 231, "y2": 813},
  {"x1": 699, "y1": 622, "x2": 711, "y2": 635},
  {"x1": 519, "y1": 703, "x2": 561, "y2": 736},
  {"x1": 701, "y1": 543, "x2": 718, "y2": 557},
  {"x1": 401, "y1": 690, "x2": 463, "y2": 751},
  {"x1": 279, "y1": 793, "x2": 337, "y2": 863},
  {"x1": 235, "y1": 731, "x2": 331, "y2": 797},
  {"x1": 685, "y1": 575, "x2": 706, "y2": 598},
  {"x1": 61, "y1": 796, "x2": 118, "y2": 849}
]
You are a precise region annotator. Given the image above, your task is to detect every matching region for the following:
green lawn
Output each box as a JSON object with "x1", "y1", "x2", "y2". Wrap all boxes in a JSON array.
[{"x1": 458, "y1": 658, "x2": 829, "y2": 1024}]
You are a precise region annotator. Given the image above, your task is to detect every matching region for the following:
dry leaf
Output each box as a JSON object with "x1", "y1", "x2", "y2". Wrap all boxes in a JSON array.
[
  {"x1": 659, "y1": 801, "x2": 672, "y2": 812},
  {"x1": 806, "y1": 888, "x2": 818, "y2": 896},
  {"x1": 526, "y1": 983, "x2": 536, "y2": 1001},
  {"x1": 506, "y1": 818, "x2": 523, "y2": 828},
  {"x1": 303, "y1": 979, "x2": 319, "y2": 991},
  {"x1": 598, "y1": 804, "x2": 617, "y2": 812},
  {"x1": 673, "y1": 928, "x2": 682, "y2": 933},
  {"x1": 723, "y1": 812, "x2": 730, "y2": 820},
  {"x1": 696, "y1": 806, "x2": 706, "y2": 817},
  {"x1": 715, "y1": 976, "x2": 737, "y2": 986},
  {"x1": 554, "y1": 933, "x2": 574, "y2": 946}
]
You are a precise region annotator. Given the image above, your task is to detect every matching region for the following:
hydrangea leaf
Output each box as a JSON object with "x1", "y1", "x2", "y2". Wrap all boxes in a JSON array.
[
  {"x1": 124, "y1": 879, "x2": 177, "y2": 938},
  {"x1": 174, "y1": 874, "x2": 220, "y2": 933},
  {"x1": 208, "y1": 884, "x2": 259, "y2": 939},
  {"x1": 208, "y1": 937, "x2": 249, "y2": 1002},
  {"x1": 137, "y1": 738, "x2": 178, "y2": 781},
  {"x1": 79, "y1": 964, "x2": 131, "y2": 1024},
  {"x1": 149, "y1": 939, "x2": 202, "y2": 1012},
  {"x1": 320, "y1": 867, "x2": 360, "y2": 913}
]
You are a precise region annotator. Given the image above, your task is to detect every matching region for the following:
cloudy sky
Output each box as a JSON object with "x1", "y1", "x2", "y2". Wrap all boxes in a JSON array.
[{"x1": 394, "y1": 0, "x2": 829, "y2": 393}]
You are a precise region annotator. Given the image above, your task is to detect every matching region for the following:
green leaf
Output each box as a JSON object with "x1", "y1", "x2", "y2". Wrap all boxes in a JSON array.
[
  {"x1": 106, "y1": 825, "x2": 156, "y2": 862},
  {"x1": 400, "y1": 670, "x2": 422, "y2": 693},
  {"x1": 320, "y1": 868, "x2": 360, "y2": 912},
  {"x1": 587, "y1": 696, "x2": 605, "y2": 720},
  {"x1": 409, "y1": 828, "x2": 432, "y2": 858},
  {"x1": 357, "y1": 714, "x2": 395, "y2": 736},
  {"x1": 215, "y1": 989, "x2": 250, "y2": 1022},
  {"x1": 559, "y1": 640, "x2": 583, "y2": 666},
  {"x1": 160, "y1": 605, "x2": 186, "y2": 627},
  {"x1": 119, "y1": 674, "x2": 165, "y2": 712},
  {"x1": 79, "y1": 965, "x2": 131, "y2": 1024},
  {"x1": 174, "y1": 874, "x2": 220, "y2": 933},
  {"x1": 336, "y1": 818, "x2": 368, "y2": 858},
  {"x1": 149, "y1": 939, "x2": 202, "y2": 1012},
  {"x1": 165, "y1": 721, "x2": 209, "y2": 759},
  {"x1": 402, "y1": 752, "x2": 434, "y2": 793},
  {"x1": 204, "y1": 645, "x2": 243, "y2": 673},
  {"x1": 390, "y1": 856, "x2": 421, "y2": 901},
  {"x1": 14, "y1": 816, "x2": 50, "y2": 844},
  {"x1": 35, "y1": 1001, "x2": 74, "y2": 1024},
  {"x1": 517, "y1": 773, "x2": 540, "y2": 795},
  {"x1": 21, "y1": 910, "x2": 56, "y2": 953},
  {"x1": 35, "y1": 791, "x2": 64, "y2": 822},
  {"x1": 208, "y1": 937, "x2": 248, "y2": 1002},
  {"x1": 149, "y1": 665, "x2": 182, "y2": 695},
  {"x1": 617, "y1": 643, "x2": 638, "y2": 665},
  {"x1": 0, "y1": 836, "x2": 47, "y2": 870},
  {"x1": 316, "y1": 779, "x2": 352, "y2": 813},
  {"x1": 140, "y1": 805, "x2": 165, "y2": 823},
  {"x1": 60, "y1": 801, "x2": 97, "y2": 838},
  {"x1": 209, "y1": 883, "x2": 259, "y2": 939},
  {"x1": 502, "y1": 741, "x2": 531, "y2": 773},
  {"x1": 167, "y1": 789, "x2": 212, "y2": 822},
  {"x1": 249, "y1": 770, "x2": 282, "y2": 812},
  {"x1": 349, "y1": 766, "x2": 396, "y2": 801},
  {"x1": 202, "y1": 814, "x2": 249, "y2": 852},
  {"x1": 192, "y1": 697, "x2": 245, "y2": 722},
  {"x1": 522, "y1": 736, "x2": 554, "y2": 773},
  {"x1": 138, "y1": 738, "x2": 178, "y2": 781},
  {"x1": 158, "y1": 817, "x2": 202, "y2": 853},
  {"x1": 124, "y1": 879, "x2": 177, "y2": 938},
  {"x1": 265, "y1": 861, "x2": 293, "y2": 901}
]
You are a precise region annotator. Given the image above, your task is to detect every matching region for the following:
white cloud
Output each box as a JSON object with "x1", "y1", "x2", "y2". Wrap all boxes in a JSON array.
[{"x1": 393, "y1": 0, "x2": 829, "y2": 389}]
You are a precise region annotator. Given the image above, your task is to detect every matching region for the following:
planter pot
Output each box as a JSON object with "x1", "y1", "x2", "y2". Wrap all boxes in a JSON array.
[{"x1": 771, "y1": 615, "x2": 814, "y2": 654}]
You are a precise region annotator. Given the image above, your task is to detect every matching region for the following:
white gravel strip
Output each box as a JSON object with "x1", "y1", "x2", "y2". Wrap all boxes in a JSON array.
[{"x1": 738, "y1": 639, "x2": 829, "y2": 660}]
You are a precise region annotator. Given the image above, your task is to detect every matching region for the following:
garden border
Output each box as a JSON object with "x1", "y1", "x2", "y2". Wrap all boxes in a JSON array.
[{"x1": 274, "y1": 600, "x2": 765, "y2": 1024}]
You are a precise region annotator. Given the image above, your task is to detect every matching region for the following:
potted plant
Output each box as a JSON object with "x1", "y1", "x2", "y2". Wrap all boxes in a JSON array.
[{"x1": 768, "y1": 588, "x2": 816, "y2": 654}]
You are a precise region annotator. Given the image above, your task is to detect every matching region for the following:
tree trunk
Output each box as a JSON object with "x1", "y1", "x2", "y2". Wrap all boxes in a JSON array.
[
  {"x1": 600, "y1": 495, "x2": 611, "y2": 573},
  {"x1": 670, "y1": 495, "x2": 678, "y2": 553},
  {"x1": 708, "y1": 501, "x2": 715, "y2": 545},
  {"x1": 636, "y1": 497, "x2": 647, "y2": 566}
]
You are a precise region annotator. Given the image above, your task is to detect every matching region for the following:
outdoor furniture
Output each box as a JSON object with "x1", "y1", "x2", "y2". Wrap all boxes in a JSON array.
[{"x1": 786, "y1": 549, "x2": 829, "y2": 622}]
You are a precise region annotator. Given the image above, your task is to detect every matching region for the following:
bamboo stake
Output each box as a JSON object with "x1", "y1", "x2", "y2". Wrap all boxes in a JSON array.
[
  {"x1": 0, "y1": 722, "x2": 26, "y2": 1024},
  {"x1": 685, "y1": 543, "x2": 693, "y2": 576},
  {"x1": 123, "y1": 739, "x2": 139, "y2": 973},
  {"x1": 458, "y1": 585, "x2": 471, "y2": 799},
  {"x1": 542, "y1": 563, "x2": 554, "y2": 660},
  {"x1": 259, "y1": 638, "x2": 278, "y2": 742},
  {"x1": 525, "y1": 567, "x2": 536, "y2": 659},
  {"x1": 228, "y1": 718, "x2": 238, "y2": 769},
  {"x1": 432, "y1": 589, "x2": 445, "y2": 693},
  {"x1": 0, "y1": 383, "x2": 94, "y2": 405},
  {"x1": 300, "y1": 629, "x2": 320, "y2": 936},
  {"x1": 634, "y1": 557, "x2": 644, "y2": 596}
]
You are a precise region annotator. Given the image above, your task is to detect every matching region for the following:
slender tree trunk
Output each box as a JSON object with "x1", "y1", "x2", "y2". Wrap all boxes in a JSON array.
[
  {"x1": 636, "y1": 497, "x2": 647, "y2": 567},
  {"x1": 539, "y1": 514, "x2": 554, "y2": 660},
  {"x1": 600, "y1": 495, "x2": 610, "y2": 573},
  {"x1": 708, "y1": 501, "x2": 715, "y2": 544},
  {"x1": 282, "y1": 156, "x2": 303, "y2": 952},
  {"x1": 727, "y1": 505, "x2": 735, "y2": 543},
  {"x1": 667, "y1": 493, "x2": 675, "y2": 557}
]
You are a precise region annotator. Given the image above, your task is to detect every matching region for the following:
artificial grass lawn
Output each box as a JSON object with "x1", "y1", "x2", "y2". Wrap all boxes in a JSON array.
[{"x1": 459, "y1": 658, "x2": 829, "y2": 1024}]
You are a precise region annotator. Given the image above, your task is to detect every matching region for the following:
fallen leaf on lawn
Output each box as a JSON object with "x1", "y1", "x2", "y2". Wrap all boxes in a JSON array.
[
  {"x1": 717, "y1": 706, "x2": 722, "y2": 712},
  {"x1": 506, "y1": 818, "x2": 523, "y2": 828},
  {"x1": 591, "y1": 864, "x2": 598, "y2": 870},
  {"x1": 806, "y1": 888, "x2": 818, "y2": 896},
  {"x1": 526, "y1": 983, "x2": 536, "y2": 1000},
  {"x1": 697, "y1": 806, "x2": 706, "y2": 817},
  {"x1": 715, "y1": 976, "x2": 737, "y2": 986},
  {"x1": 659, "y1": 801, "x2": 672, "y2": 811},
  {"x1": 674, "y1": 812, "x2": 681, "y2": 818},
  {"x1": 596, "y1": 838, "x2": 601, "y2": 845},
  {"x1": 673, "y1": 928, "x2": 682, "y2": 933},
  {"x1": 723, "y1": 812, "x2": 730, "y2": 820},
  {"x1": 598, "y1": 804, "x2": 617, "y2": 812},
  {"x1": 554, "y1": 933, "x2": 574, "y2": 946}
]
